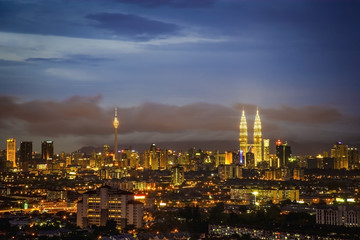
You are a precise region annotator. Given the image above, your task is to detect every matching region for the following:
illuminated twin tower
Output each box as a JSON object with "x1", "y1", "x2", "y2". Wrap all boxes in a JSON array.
[{"x1": 239, "y1": 108, "x2": 268, "y2": 167}]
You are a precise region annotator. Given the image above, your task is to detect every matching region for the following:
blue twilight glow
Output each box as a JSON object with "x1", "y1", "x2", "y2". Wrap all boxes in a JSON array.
[{"x1": 0, "y1": 0, "x2": 360, "y2": 153}]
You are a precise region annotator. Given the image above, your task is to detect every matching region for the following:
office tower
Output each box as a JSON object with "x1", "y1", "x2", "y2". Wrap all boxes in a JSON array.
[
  {"x1": 20, "y1": 141, "x2": 32, "y2": 171},
  {"x1": 113, "y1": 107, "x2": 119, "y2": 161},
  {"x1": 171, "y1": 165, "x2": 185, "y2": 186},
  {"x1": 6, "y1": 138, "x2": 16, "y2": 167},
  {"x1": 42, "y1": 141, "x2": 54, "y2": 161},
  {"x1": 76, "y1": 186, "x2": 143, "y2": 229},
  {"x1": 159, "y1": 149, "x2": 168, "y2": 170},
  {"x1": 215, "y1": 151, "x2": 226, "y2": 167},
  {"x1": 143, "y1": 144, "x2": 159, "y2": 170},
  {"x1": 348, "y1": 147, "x2": 358, "y2": 170},
  {"x1": 263, "y1": 139, "x2": 270, "y2": 162},
  {"x1": 246, "y1": 151, "x2": 255, "y2": 168},
  {"x1": 253, "y1": 108, "x2": 262, "y2": 166},
  {"x1": 218, "y1": 164, "x2": 242, "y2": 180},
  {"x1": 239, "y1": 109, "x2": 248, "y2": 164},
  {"x1": 276, "y1": 140, "x2": 291, "y2": 168},
  {"x1": 331, "y1": 141, "x2": 348, "y2": 170},
  {"x1": 103, "y1": 145, "x2": 110, "y2": 155},
  {"x1": 323, "y1": 157, "x2": 335, "y2": 169},
  {"x1": 225, "y1": 151, "x2": 233, "y2": 165}
]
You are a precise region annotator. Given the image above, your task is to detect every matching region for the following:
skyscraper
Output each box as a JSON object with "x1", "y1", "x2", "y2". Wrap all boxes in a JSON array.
[
  {"x1": 263, "y1": 139, "x2": 270, "y2": 163},
  {"x1": 171, "y1": 165, "x2": 185, "y2": 186},
  {"x1": 239, "y1": 109, "x2": 248, "y2": 164},
  {"x1": 276, "y1": 140, "x2": 291, "y2": 168},
  {"x1": 42, "y1": 140, "x2": 54, "y2": 162},
  {"x1": 20, "y1": 141, "x2": 32, "y2": 171},
  {"x1": 6, "y1": 138, "x2": 16, "y2": 167},
  {"x1": 331, "y1": 141, "x2": 348, "y2": 170},
  {"x1": 348, "y1": 147, "x2": 358, "y2": 170},
  {"x1": 239, "y1": 108, "x2": 263, "y2": 168},
  {"x1": 113, "y1": 107, "x2": 119, "y2": 161},
  {"x1": 253, "y1": 108, "x2": 262, "y2": 166}
]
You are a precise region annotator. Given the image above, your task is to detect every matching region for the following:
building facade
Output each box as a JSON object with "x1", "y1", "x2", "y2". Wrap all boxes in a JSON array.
[
  {"x1": 316, "y1": 205, "x2": 360, "y2": 227},
  {"x1": 77, "y1": 186, "x2": 143, "y2": 229},
  {"x1": 276, "y1": 140, "x2": 291, "y2": 168},
  {"x1": 41, "y1": 141, "x2": 54, "y2": 162},
  {"x1": 331, "y1": 141, "x2": 349, "y2": 170},
  {"x1": 20, "y1": 141, "x2": 32, "y2": 171},
  {"x1": 6, "y1": 138, "x2": 16, "y2": 168},
  {"x1": 171, "y1": 165, "x2": 185, "y2": 186}
]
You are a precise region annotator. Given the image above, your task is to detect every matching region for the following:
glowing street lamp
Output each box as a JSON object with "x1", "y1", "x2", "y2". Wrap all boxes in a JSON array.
[{"x1": 252, "y1": 191, "x2": 258, "y2": 205}]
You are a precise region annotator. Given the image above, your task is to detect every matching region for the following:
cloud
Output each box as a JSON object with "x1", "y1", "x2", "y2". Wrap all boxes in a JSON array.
[
  {"x1": 118, "y1": 102, "x2": 236, "y2": 133},
  {"x1": 0, "y1": 95, "x2": 109, "y2": 137},
  {"x1": 1, "y1": 95, "x2": 359, "y2": 154},
  {"x1": 261, "y1": 105, "x2": 343, "y2": 124},
  {"x1": 44, "y1": 68, "x2": 100, "y2": 81},
  {"x1": 0, "y1": 32, "x2": 139, "y2": 61},
  {"x1": 112, "y1": 0, "x2": 216, "y2": 8},
  {"x1": 0, "y1": 31, "x2": 222, "y2": 62},
  {"x1": 0, "y1": 96, "x2": 352, "y2": 138},
  {"x1": 86, "y1": 13, "x2": 181, "y2": 40}
]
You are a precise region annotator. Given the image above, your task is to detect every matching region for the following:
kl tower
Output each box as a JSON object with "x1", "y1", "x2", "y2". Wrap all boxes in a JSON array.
[{"x1": 113, "y1": 107, "x2": 119, "y2": 161}]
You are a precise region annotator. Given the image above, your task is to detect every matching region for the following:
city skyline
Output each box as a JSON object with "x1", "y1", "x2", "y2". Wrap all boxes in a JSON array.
[{"x1": 1, "y1": 0, "x2": 360, "y2": 154}]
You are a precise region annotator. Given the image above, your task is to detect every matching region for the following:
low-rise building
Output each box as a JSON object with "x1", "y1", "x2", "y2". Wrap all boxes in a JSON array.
[{"x1": 316, "y1": 205, "x2": 360, "y2": 227}]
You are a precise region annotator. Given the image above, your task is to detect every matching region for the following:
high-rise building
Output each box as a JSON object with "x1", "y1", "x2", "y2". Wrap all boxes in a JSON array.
[
  {"x1": 253, "y1": 109, "x2": 262, "y2": 166},
  {"x1": 113, "y1": 107, "x2": 119, "y2": 161},
  {"x1": 171, "y1": 165, "x2": 185, "y2": 186},
  {"x1": 103, "y1": 145, "x2": 110, "y2": 155},
  {"x1": 76, "y1": 186, "x2": 143, "y2": 229},
  {"x1": 42, "y1": 140, "x2": 54, "y2": 162},
  {"x1": 246, "y1": 151, "x2": 255, "y2": 168},
  {"x1": 20, "y1": 141, "x2": 32, "y2": 171},
  {"x1": 143, "y1": 144, "x2": 162, "y2": 170},
  {"x1": 6, "y1": 138, "x2": 16, "y2": 167},
  {"x1": 348, "y1": 147, "x2": 359, "y2": 169},
  {"x1": 214, "y1": 151, "x2": 226, "y2": 167},
  {"x1": 276, "y1": 140, "x2": 291, "y2": 168},
  {"x1": 263, "y1": 139, "x2": 270, "y2": 163},
  {"x1": 239, "y1": 109, "x2": 248, "y2": 163},
  {"x1": 239, "y1": 109, "x2": 263, "y2": 168},
  {"x1": 331, "y1": 141, "x2": 348, "y2": 170},
  {"x1": 218, "y1": 164, "x2": 242, "y2": 180}
]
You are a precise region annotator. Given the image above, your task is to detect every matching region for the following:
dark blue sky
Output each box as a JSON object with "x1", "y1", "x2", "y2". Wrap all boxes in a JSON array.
[{"x1": 1, "y1": 0, "x2": 360, "y2": 154}]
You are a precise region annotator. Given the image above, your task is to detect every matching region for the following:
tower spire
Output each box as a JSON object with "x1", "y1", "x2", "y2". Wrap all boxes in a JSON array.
[
  {"x1": 253, "y1": 108, "x2": 262, "y2": 166},
  {"x1": 113, "y1": 107, "x2": 119, "y2": 161},
  {"x1": 239, "y1": 108, "x2": 248, "y2": 165}
]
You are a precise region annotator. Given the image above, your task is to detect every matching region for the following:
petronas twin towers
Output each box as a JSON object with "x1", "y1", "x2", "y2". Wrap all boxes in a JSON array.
[{"x1": 239, "y1": 109, "x2": 262, "y2": 166}]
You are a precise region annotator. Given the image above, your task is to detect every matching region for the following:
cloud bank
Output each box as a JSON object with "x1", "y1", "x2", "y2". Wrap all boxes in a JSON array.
[
  {"x1": 0, "y1": 95, "x2": 358, "y2": 154},
  {"x1": 86, "y1": 13, "x2": 181, "y2": 40}
]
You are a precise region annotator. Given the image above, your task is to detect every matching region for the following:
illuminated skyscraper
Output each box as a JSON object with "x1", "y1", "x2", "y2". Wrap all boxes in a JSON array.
[
  {"x1": 171, "y1": 165, "x2": 185, "y2": 186},
  {"x1": 113, "y1": 107, "x2": 119, "y2": 161},
  {"x1": 331, "y1": 141, "x2": 348, "y2": 170},
  {"x1": 253, "y1": 108, "x2": 262, "y2": 166},
  {"x1": 239, "y1": 109, "x2": 248, "y2": 164},
  {"x1": 6, "y1": 138, "x2": 16, "y2": 167},
  {"x1": 263, "y1": 139, "x2": 270, "y2": 162}
]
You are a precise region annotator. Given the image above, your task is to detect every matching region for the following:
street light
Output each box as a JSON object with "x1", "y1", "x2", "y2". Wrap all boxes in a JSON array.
[{"x1": 252, "y1": 191, "x2": 258, "y2": 205}]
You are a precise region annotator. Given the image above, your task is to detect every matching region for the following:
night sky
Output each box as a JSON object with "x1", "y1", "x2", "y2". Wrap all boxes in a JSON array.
[{"x1": 1, "y1": 0, "x2": 360, "y2": 155}]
